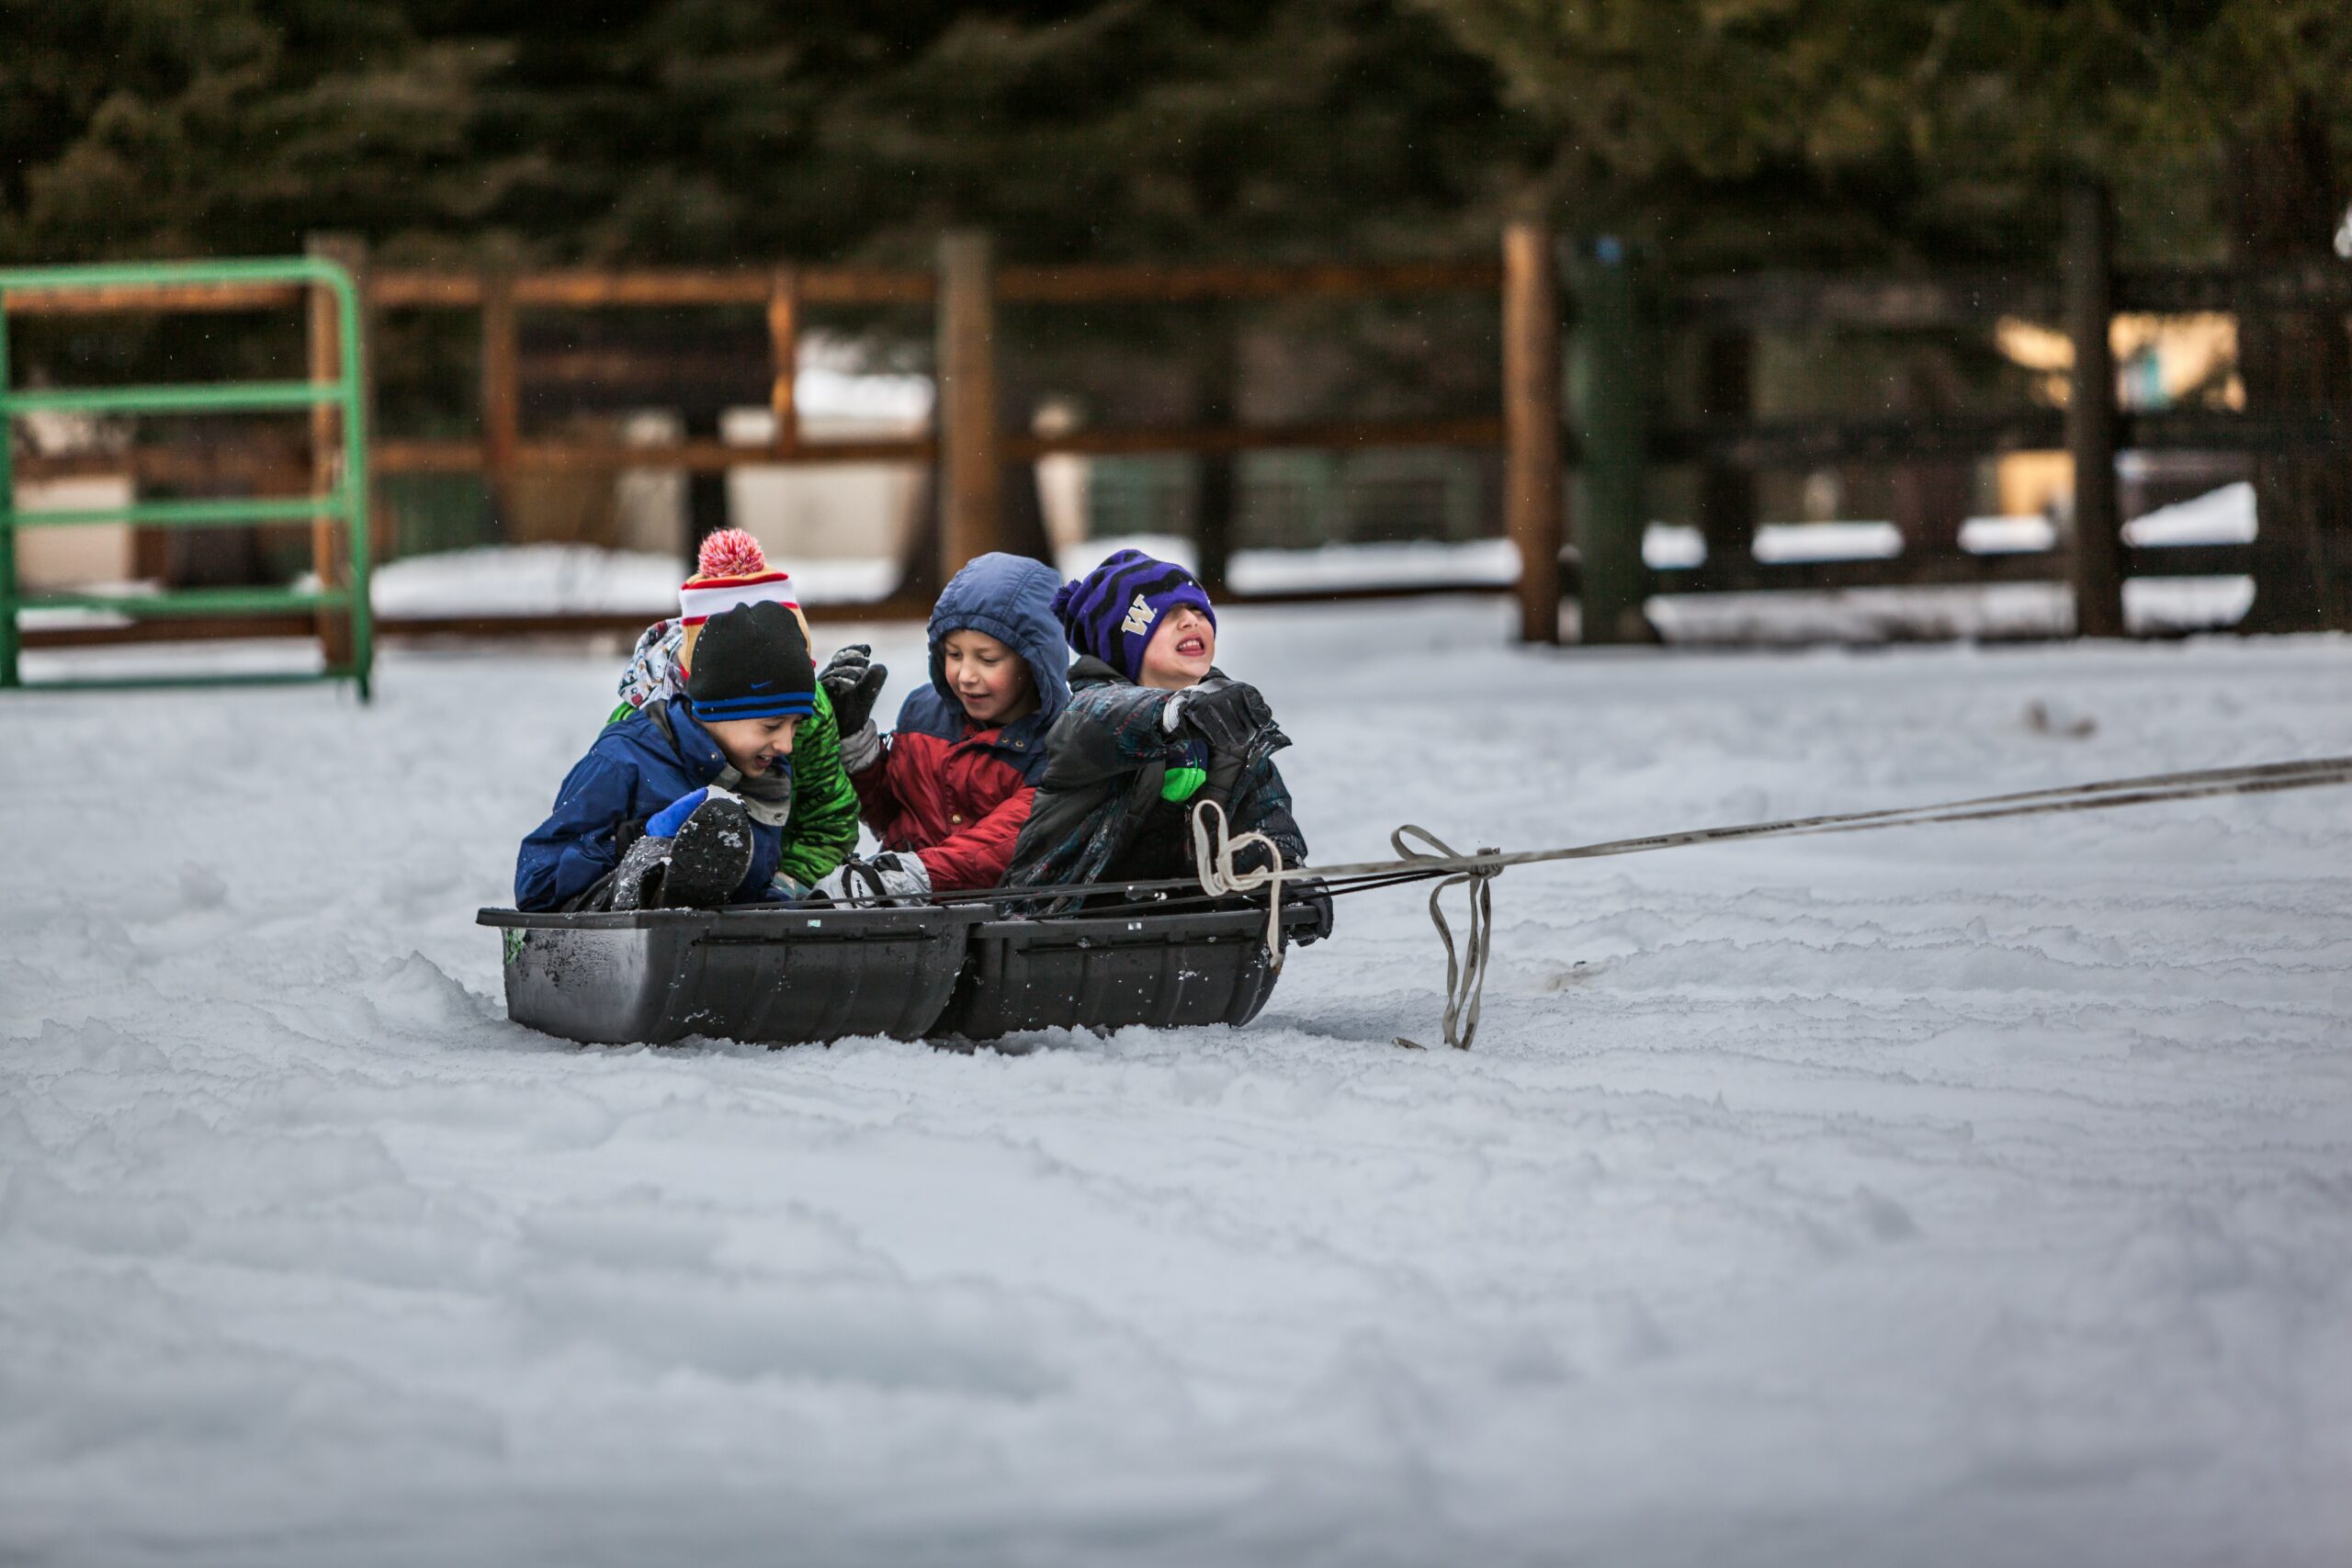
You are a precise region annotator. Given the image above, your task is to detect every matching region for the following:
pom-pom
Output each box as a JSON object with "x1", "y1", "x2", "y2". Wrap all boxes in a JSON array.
[
  {"x1": 1050, "y1": 581, "x2": 1079, "y2": 618},
  {"x1": 695, "y1": 528, "x2": 768, "y2": 581}
]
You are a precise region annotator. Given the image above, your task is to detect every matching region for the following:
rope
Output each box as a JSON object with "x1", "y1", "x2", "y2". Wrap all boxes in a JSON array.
[
  {"x1": 1226, "y1": 753, "x2": 2352, "y2": 884},
  {"x1": 1187, "y1": 807, "x2": 1504, "y2": 1046},
  {"x1": 1190, "y1": 798, "x2": 1295, "y2": 966},
  {"x1": 1182, "y1": 751, "x2": 2352, "y2": 1050},
  {"x1": 1386, "y1": 825, "x2": 1500, "y2": 1051}
]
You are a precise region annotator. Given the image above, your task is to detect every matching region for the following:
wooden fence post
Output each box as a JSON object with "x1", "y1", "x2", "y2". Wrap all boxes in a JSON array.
[
  {"x1": 2065, "y1": 179, "x2": 2126, "y2": 637},
  {"x1": 767, "y1": 266, "x2": 800, "y2": 457},
  {"x1": 1502, "y1": 222, "x2": 1563, "y2": 644},
  {"x1": 1194, "y1": 311, "x2": 1238, "y2": 598},
  {"x1": 0, "y1": 290, "x2": 15, "y2": 689},
  {"x1": 1697, "y1": 326, "x2": 1757, "y2": 569},
  {"x1": 480, "y1": 269, "x2": 520, "y2": 546},
  {"x1": 936, "y1": 231, "x2": 1002, "y2": 582},
  {"x1": 1569, "y1": 240, "x2": 1651, "y2": 644},
  {"x1": 307, "y1": 233, "x2": 370, "y2": 668}
]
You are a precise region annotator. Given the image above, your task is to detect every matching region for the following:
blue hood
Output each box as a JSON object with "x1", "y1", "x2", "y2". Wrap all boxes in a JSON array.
[{"x1": 927, "y1": 552, "x2": 1071, "y2": 726}]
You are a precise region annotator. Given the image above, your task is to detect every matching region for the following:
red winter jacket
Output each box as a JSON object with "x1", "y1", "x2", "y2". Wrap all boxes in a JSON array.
[{"x1": 851, "y1": 707, "x2": 1049, "y2": 891}]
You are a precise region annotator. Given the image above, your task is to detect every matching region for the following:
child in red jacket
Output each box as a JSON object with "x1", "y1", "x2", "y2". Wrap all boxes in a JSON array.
[{"x1": 813, "y1": 552, "x2": 1072, "y2": 898}]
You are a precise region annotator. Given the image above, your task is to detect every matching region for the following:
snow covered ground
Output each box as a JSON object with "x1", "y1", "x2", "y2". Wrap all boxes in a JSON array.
[{"x1": 6, "y1": 599, "x2": 2350, "y2": 1566}]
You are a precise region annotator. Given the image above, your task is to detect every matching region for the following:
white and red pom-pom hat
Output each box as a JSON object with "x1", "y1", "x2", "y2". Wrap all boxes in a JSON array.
[{"x1": 677, "y1": 529, "x2": 808, "y2": 673}]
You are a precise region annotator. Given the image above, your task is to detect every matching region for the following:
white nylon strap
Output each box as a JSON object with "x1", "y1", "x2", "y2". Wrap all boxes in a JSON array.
[
  {"x1": 1386, "y1": 825, "x2": 1500, "y2": 1052},
  {"x1": 1190, "y1": 798, "x2": 1293, "y2": 970}
]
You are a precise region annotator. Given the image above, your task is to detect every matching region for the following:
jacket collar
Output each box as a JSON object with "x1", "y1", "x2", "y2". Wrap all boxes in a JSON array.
[
  {"x1": 1067, "y1": 655, "x2": 1228, "y2": 694},
  {"x1": 901, "y1": 684, "x2": 1053, "y2": 754},
  {"x1": 643, "y1": 699, "x2": 730, "y2": 783}
]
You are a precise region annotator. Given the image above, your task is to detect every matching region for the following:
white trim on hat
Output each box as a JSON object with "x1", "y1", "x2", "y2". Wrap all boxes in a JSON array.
[{"x1": 680, "y1": 571, "x2": 799, "y2": 625}]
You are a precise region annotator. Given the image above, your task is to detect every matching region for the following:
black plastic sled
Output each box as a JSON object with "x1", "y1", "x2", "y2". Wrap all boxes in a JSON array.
[
  {"x1": 937, "y1": 903, "x2": 1323, "y2": 1039},
  {"x1": 479, "y1": 904, "x2": 985, "y2": 1046},
  {"x1": 477, "y1": 898, "x2": 1320, "y2": 1047}
]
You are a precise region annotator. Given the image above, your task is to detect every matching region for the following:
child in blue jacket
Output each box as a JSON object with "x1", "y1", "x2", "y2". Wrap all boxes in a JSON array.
[{"x1": 515, "y1": 600, "x2": 817, "y2": 912}]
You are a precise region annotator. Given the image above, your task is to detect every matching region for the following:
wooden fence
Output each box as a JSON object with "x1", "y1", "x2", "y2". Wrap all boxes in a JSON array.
[
  {"x1": 12, "y1": 201, "x2": 2350, "y2": 652},
  {"x1": 1614, "y1": 186, "x2": 2352, "y2": 641}
]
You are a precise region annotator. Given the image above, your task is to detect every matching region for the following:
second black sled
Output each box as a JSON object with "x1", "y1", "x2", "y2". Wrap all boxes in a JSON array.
[{"x1": 936, "y1": 901, "x2": 1325, "y2": 1040}]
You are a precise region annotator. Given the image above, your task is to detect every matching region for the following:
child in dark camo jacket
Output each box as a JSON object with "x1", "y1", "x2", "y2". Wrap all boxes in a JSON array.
[{"x1": 1002, "y1": 548, "x2": 1330, "y2": 942}]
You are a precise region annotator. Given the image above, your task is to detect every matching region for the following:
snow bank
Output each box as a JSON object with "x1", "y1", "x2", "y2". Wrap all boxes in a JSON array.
[
  {"x1": 359, "y1": 544, "x2": 900, "y2": 617},
  {"x1": 5, "y1": 601, "x2": 2350, "y2": 1565},
  {"x1": 342, "y1": 482, "x2": 2266, "y2": 649},
  {"x1": 356, "y1": 536, "x2": 1517, "y2": 619}
]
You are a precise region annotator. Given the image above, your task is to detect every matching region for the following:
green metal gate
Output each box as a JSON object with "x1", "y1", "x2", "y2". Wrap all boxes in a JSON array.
[{"x1": 0, "y1": 256, "x2": 373, "y2": 698}]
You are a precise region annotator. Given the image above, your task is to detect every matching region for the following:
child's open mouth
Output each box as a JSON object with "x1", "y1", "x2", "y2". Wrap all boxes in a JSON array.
[{"x1": 1176, "y1": 636, "x2": 1207, "y2": 657}]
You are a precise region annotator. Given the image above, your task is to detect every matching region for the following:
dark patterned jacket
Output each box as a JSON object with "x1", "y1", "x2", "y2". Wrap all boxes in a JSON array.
[{"x1": 1002, "y1": 657, "x2": 1306, "y2": 912}]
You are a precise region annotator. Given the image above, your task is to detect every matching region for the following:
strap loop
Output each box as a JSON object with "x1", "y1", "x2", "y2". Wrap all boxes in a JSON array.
[
  {"x1": 1190, "y1": 798, "x2": 1292, "y2": 967},
  {"x1": 1388, "y1": 825, "x2": 1501, "y2": 1051}
]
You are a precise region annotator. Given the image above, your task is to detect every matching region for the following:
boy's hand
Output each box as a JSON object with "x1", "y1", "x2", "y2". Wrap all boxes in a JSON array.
[
  {"x1": 820, "y1": 644, "x2": 888, "y2": 734},
  {"x1": 813, "y1": 852, "x2": 932, "y2": 904},
  {"x1": 1178, "y1": 682, "x2": 1280, "y2": 754}
]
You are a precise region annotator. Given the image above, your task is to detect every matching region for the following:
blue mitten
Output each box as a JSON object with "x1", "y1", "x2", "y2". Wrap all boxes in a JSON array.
[{"x1": 646, "y1": 787, "x2": 711, "y2": 839}]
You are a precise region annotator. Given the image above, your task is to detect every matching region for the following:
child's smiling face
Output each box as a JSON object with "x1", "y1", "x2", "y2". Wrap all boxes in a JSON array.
[
  {"x1": 1137, "y1": 606, "x2": 1215, "y2": 690},
  {"x1": 703, "y1": 714, "x2": 800, "y2": 776},
  {"x1": 941, "y1": 628, "x2": 1036, "y2": 727}
]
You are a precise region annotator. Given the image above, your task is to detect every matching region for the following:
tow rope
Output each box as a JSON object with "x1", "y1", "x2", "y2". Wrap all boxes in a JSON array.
[{"x1": 1191, "y1": 752, "x2": 2352, "y2": 1051}]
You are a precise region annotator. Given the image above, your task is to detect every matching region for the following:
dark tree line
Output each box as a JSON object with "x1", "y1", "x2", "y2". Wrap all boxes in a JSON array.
[
  {"x1": 0, "y1": 2, "x2": 1537, "y2": 266},
  {"x1": 14, "y1": 2, "x2": 2340, "y2": 272},
  {"x1": 6, "y1": 1, "x2": 2347, "y2": 621}
]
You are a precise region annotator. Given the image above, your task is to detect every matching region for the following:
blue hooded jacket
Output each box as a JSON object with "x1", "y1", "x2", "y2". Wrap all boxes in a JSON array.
[{"x1": 514, "y1": 701, "x2": 785, "y2": 911}]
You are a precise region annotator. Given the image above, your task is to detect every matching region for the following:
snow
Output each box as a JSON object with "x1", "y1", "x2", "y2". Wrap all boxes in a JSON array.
[
  {"x1": 6, "y1": 599, "x2": 2352, "y2": 1565},
  {"x1": 2124, "y1": 480, "x2": 2258, "y2": 547},
  {"x1": 1645, "y1": 487, "x2": 2262, "y2": 643},
  {"x1": 351, "y1": 484, "x2": 2264, "y2": 652},
  {"x1": 1643, "y1": 576, "x2": 2256, "y2": 645}
]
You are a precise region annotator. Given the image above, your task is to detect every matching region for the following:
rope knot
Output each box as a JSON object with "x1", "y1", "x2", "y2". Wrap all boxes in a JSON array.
[{"x1": 1190, "y1": 798, "x2": 1293, "y2": 967}]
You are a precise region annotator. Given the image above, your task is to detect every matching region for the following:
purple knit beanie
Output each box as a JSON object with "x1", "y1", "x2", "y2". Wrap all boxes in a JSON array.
[{"x1": 1050, "y1": 548, "x2": 1216, "y2": 683}]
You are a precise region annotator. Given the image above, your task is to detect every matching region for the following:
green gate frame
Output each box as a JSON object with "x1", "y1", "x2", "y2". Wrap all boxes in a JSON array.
[{"x1": 0, "y1": 256, "x2": 372, "y2": 698}]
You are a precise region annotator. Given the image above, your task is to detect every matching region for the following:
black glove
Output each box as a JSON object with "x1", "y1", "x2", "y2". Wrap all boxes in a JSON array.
[
  {"x1": 819, "y1": 644, "x2": 888, "y2": 734},
  {"x1": 1286, "y1": 874, "x2": 1335, "y2": 947},
  {"x1": 1179, "y1": 681, "x2": 1280, "y2": 754}
]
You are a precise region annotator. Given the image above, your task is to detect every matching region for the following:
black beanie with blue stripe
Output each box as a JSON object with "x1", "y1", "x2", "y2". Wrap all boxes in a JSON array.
[{"x1": 685, "y1": 600, "x2": 818, "y2": 722}]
